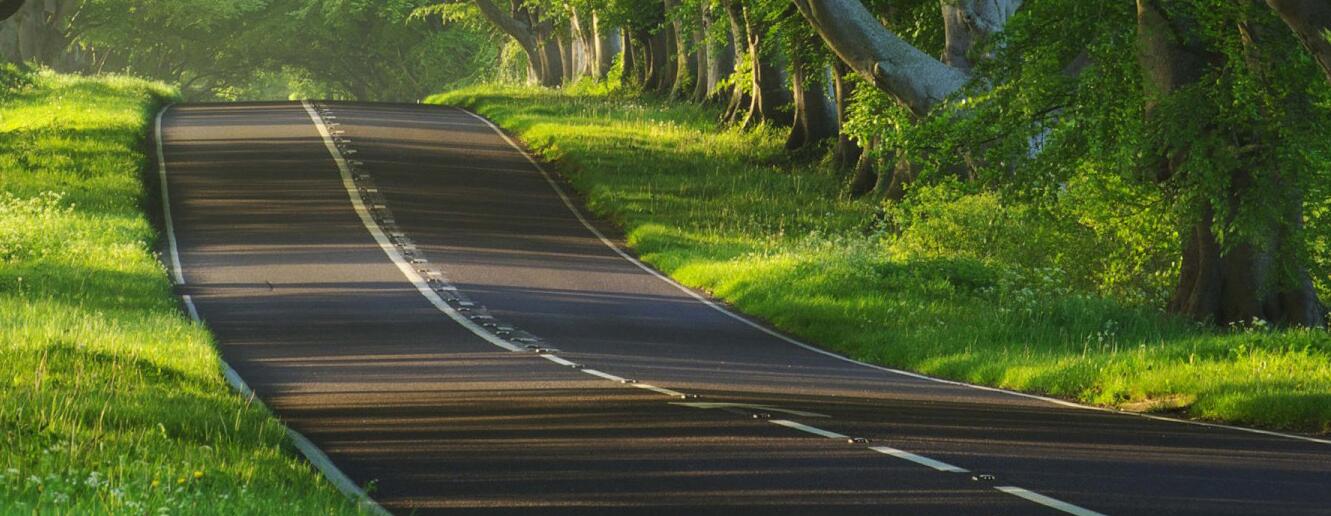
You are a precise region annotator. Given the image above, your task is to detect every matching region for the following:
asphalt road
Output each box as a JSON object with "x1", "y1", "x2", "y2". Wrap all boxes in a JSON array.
[{"x1": 157, "y1": 101, "x2": 1331, "y2": 515}]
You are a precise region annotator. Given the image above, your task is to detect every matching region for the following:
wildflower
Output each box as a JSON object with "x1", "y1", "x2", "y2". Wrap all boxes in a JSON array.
[{"x1": 193, "y1": 470, "x2": 203, "y2": 480}]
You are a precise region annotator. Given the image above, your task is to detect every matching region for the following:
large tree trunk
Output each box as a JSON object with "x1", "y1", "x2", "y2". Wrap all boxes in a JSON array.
[
  {"x1": 1266, "y1": 0, "x2": 1331, "y2": 85},
  {"x1": 1138, "y1": 0, "x2": 1325, "y2": 327}
]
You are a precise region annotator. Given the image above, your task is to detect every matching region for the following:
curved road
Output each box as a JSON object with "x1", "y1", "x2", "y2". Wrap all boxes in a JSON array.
[{"x1": 157, "y1": 102, "x2": 1331, "y2": 515}]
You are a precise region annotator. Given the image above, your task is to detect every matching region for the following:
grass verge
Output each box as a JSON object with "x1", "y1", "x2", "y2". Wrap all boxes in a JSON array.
[
  {"x1": 429, "y1": 85, "x2": 1331, "y2": 435},
  {"x1": 0, "y1": 68, "x2": 360, "y2": 513}
]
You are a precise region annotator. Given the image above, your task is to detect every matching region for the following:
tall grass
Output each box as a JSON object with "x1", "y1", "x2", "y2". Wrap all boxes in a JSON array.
[
  {"x1": 0, "y1": 69, "x2": 359, "y2": 513},
  {"x1": 431, "y1": 85, "x2": 1331, "y2": 434}
]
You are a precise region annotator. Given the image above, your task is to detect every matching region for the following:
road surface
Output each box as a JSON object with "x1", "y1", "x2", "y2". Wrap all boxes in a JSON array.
[{"x1": 156, "y1": 101, "x2": 1331, "y2": 515}]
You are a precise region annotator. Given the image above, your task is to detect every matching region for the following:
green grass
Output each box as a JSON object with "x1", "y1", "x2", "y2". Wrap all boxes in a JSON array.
[
  {"x1": 0, "y1": 69, "x2": 360, "y2": 513},
  {"x1": 430, "y1": 85, "x2": 1331, "y2": 435}
]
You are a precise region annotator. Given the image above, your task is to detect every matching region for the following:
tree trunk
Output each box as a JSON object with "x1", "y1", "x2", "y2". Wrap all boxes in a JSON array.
[
  {"x1": 669, "y1": 0, "x2": 698, "y2": 99},
  {"x1": 786, "y1": 45, "x2": 838, "y2": 150},
  {"x1": 1266, "y1": 0, "x2": 1331, "y2": 85},
  {"x1": 722, "y1": 1, "x2": 750, "y2": 122},
  {"x1": 831, "y1": 61, "x2": 862, "y2": 169},
  {"x1": 1139, "y1": 0, "x2": 1325, "y2": 327},
  {"x1": 742, "y1": 5, "x2": 790, "y2": 127},
  {"x1": 705, "y1": 6, "x2": 735, "y2": 102},
  {"x1": 556, "y1": 31, "x2": 573, "y2": 83},
  {"x1": 879, "y1": 156, "x2": 919, "y2": 201},
  {"x1": 539, "y1": 36, "x2": 564, "y2": 86},
  {"x1": 568, "y1": 10, "x2": 591, "y2": 78},
  {"x1": 658, "y1": 24, "x2": 677, "y2": 93},
  {"x1": 643, "y1": 29, "x2": 666, "y2": 91},
  {"x1": 691, "y1": 12, "x2": 709, "y2": 101},
  {"x1": 621, "y1": 30, "x2": 638, "y2": 86},
  {"x1": 847, "y1": 139, "x2": 879, "y2": 197},
  {"x1": 592, "y1": 13, "x2": 619, "y2": 80}
]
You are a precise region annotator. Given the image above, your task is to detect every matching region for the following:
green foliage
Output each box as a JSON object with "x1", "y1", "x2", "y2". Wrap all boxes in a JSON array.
[
  {"x1": 74, "y1": 0, "x2": 502, "y2": 101},
  {"x1": 837, "y1": 0, "x2": 1331, "y2": 311},
  {"x1": 431, "y1": 84, "x2": 1331, "y2": 433},
  {"x1": 0, "y1": 70, "x2": 359, "y2": 513}
]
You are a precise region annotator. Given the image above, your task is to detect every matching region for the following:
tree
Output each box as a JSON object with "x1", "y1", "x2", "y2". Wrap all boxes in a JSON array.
[
  {"x1": 793, "y1": 0, "x2": 963, "y2": 117},
  {"x1": 780, "y1": 9, "x2": 835, "y2": 150},
  {"x1": 790, "y1": 0, "x2": 1018, "y2": 195},
  {"x1": 1136, "y1": 0, "x2": 1325, "y2": 326},
  {"x1": 471, "y1": 0, "x2": 564, "y2": 86},
  {"x1": 0, "y1": 0, "x2": 82, "y2": 67}
]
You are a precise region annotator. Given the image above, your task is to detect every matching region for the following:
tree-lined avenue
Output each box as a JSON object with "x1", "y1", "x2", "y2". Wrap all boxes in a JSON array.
[{"x1": 157, "y1": 101, "x2": 1331, "y2": 515}]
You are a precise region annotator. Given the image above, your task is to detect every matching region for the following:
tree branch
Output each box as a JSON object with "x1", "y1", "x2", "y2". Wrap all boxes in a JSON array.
[{"x1": 790, "y1": 0, "x2": 969, "y2": 117}]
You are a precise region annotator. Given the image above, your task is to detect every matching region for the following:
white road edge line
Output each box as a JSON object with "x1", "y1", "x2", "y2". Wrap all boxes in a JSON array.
[
  {"x1": 867, "y1": 446, "x2": 968, "y2": 473},
  {"x1": 994, "y1": 486, "x2": 1107, "y2": 516},
  {"x1": 770, "y1": 420, "x2": 848, "y2": 439},
  {"x1": 156, "y1": 105, "x2": 390, "y2": 516},
  {"x1": 301, "y1": 101, "x2": 523, "y2": 354},
  {"x1": 453, "y1": 106, "x2": 1331, "y2": 447}
]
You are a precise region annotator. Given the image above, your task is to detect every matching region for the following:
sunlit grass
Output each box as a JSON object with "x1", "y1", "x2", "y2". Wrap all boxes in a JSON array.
[
  {"x1": 0, "y1": 70, "x2": 360, "y2": 513},
  {"x1": 431, "y1": 85, "x2": 1331, "y2": 434}
]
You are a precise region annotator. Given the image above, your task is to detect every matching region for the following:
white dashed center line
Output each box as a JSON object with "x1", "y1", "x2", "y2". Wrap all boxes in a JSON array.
[
  {"x1": 770, "y1": 419, "x2": 849, "y2": 439},
  {"x1": 995, "y1": 486, "x2": 1107, "y2": 516},
  {"x1": 868, "y1": 446, "x2": 969, "y2": 473}
]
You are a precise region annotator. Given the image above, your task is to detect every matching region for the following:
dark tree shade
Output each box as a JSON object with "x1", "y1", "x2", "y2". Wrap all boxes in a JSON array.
[{"x1": 0, "y1": 0, "x2": 23, "y2": 22}]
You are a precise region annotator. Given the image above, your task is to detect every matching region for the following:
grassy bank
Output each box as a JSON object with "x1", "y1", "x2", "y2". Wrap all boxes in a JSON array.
[
  {"x1": 430, "y1": 85, "x2": 1331, "y2": 435},
  {"x1": 0, "y1": 68, "x2": 359, "y2": 513}
]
